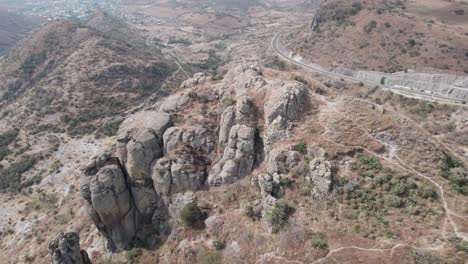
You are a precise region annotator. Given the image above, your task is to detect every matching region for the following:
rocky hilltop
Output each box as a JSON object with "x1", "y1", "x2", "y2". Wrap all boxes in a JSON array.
[
  {"x1": 55, "y1": 64, "x2": 465, "y2": 263},
  {"x1": 0, "y1": 1, "x2": 467, "y2": 264}
]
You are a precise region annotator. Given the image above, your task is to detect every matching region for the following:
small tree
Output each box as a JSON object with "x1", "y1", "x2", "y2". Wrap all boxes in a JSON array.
[{"x1": 180, "y1": 202, "x2": 206, "y2": 229}]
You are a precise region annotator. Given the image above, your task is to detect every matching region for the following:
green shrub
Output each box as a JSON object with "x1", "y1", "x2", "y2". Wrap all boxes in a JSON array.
[
  {"x1": 299, "y1": 184, "x2": 311, "y2": 196},
  {"x1": 388, "y1": 195, "x2": 404, "y2": 208},
  {"x1": 243, "y1": 205, "x2": 255, "y2": 219},
  {"x1": 356, "y1": 153, "x2": 382, "y2": 178},
  {"x1": 265, "y1": 202, "x2": 294, "y2": 233},
  {"x1": 293, "y1": 75, "x2": 308, "y2": 86},
  {"x1": 198, "y1": 251, "x2": 222, "y2": 264},
  {"x1": 292, "y1": 141, "x2": 307, "y2": 154},
  {"x1": 417, "y1": 187, "x2": 437, "y2": 199},
  {"x1": 364, "y1": 21, "x2": 378, "y2": 33},
  {"x1": 0, "y1": 156, "x2": 37, "y2": 192},
  {"x1": 457, "y1": 240, "x2": 468, "y2": 253},
  {"x1": 311, "y1": 233, "x2": 328, "y2": 249},
  {"x1": 0, "y1": 129, "x2": 19, "y2": 147},
  {"x1": 266, "y1": 56, "x2": 288, "y2": 71},
  {"x1": 180, "y1": 202, "x2": 206, "y2": 228},
  {"x1": 212, "y1": 240, "x2": 226, "y2": 250}
]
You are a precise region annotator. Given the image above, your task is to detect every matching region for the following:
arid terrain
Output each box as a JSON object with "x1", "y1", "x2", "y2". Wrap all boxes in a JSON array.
[{"x1": 0, "y1": 0, "x2": 466, "y2": 264}]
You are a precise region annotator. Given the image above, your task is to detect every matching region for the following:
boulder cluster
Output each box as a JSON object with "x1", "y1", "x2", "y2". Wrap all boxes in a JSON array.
[{"x1": 77, "y1": 65, "x2": 332, "y2": 253}]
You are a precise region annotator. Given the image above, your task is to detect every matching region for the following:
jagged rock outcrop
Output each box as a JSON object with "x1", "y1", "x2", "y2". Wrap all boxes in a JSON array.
[
  {"x1": 218, "y1": 64, "x2": 266, "y2": 98},
  {"x1": 116, "y1": 111, "x2": 172, "y2": 180},
  {"x1": 208, "y1": 124, "x2": 256, "y2": 186},
  {"x1": 48, "y1": 232, "x2": 91, "y2": 264},
  {"x1": 264, "y1": 81, "x2": 306, "y2": 147},
  {"x1": 152, "y1": 146, "x2": 209, "y2": 199},
  {"x1": 80, "y1": 154, "x2": 139, "y2": 251},
  {"x1": 218, "y1": 96, "x2": 256, "y2": 148},
  {"x1": 180, "y1": 72, "x2": 212, "y2": 89},
  {"x1": 307, "y1": 157, "x2": 333, "y2": 200},
  {"x1": 159, "y1": 92, "x2": 192, "y2": 113},
  {"x1": 163, "y1": 125, "x2": 215, "y2": 154},
  {"x1": 252, "y1": 149, "x2": 300, "y2": 199}
]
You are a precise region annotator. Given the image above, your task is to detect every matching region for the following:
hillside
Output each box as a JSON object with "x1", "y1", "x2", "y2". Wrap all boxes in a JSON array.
[
  {"x1": 284, "y1": 0, "x2": 468, "y2": 73},
  {"x1": 0, "y1": 12, "x2": 177, "y2": 138},
  {"x1": 0, "y1": 8, "x2": 43, "y2": 55}
]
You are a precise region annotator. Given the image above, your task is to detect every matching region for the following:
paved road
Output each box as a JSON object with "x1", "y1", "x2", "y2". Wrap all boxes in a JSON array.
[{"x1": 271, "y1": 33, "x2": 467, "y2": 106}]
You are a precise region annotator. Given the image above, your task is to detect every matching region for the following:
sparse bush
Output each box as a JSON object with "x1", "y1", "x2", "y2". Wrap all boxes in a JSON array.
[
  {"x1": 388, "y1": 195, "x2": 404, "y2": 208},
  {"x1": 364, "y1": 21, "x2": 378, "y2": 33},
  {"x1": 457, "y1": 240, "x2": 468, "y2": 253},
  {"x1": 266, "y1": 56, "x2": 288, "y2": 71},
  {"x1": 311, "y1": 233, "x2": 328, "y2": 249},
  {"x1": 244, "y1": 205, "x2": 255, "y2": 219},
  {"x1": 454, "y1": 9, "x2": 465, "y2": 15},
  {"x1": 180, "y1": 202, "x2": 206, "y2": 228},
  {"x1": 265, "y1": 202, "x2": 294, "y2": 233},
  {"x1": 299, "y1": 184, "x2": 310, "y2": 196},
  {"x1": 212, "y1": 240, "x2": 226, "y2": 250},
  {"x1": 356, "y1": 153, "x2": 382, "y2": 177},
  {"x1": 293, "y1": 141, "x2": 307, "y2": 154},
  {"x1": 0, "y1": 156, "x2": 37, "y2": 192},
  {"x1": 293, "y1": 75, "x2": 309, "y2": 86}
]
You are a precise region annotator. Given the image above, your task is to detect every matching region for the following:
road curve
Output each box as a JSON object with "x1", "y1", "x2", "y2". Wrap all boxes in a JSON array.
[{"x1": 271, "y1": 33, "x2": 467, "y2": 107}]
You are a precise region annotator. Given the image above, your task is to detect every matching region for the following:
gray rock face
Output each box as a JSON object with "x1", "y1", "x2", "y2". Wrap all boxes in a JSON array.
[
  {"x1": 163, "y1": 125, "x2": 215, "y2": 154},
  {"x1": 307, "y1": 158, "x2": 332, "y2": 200},
  {"x1": 218, "y1": 96, "x2": 256, "y2": 148},
  {"x1": 265, "y1": 81, "x2": 306, "y2": 125},
  {"x1": 159, "y1": 92, "x2": 191, "y2": 113},
  {"x1": 264, "y1": 81, "x2": 306, "y2": 148},
  {"x1": 255, "y1": 173, "x2": 286, "y2": 199},
  {"x1": 253, "y1": 149, "x2": 300, "y2": 199},
  {"x1": 116, "y1": 111, "x2": 172, "y2": 181},
  {"x1": 208, "y1": 124, "x2": 256, "y2": 186},
  {"x1": 80, "y1": 156, "x2": 138, "y2": 251},
  {"x1": 152, "y1": 148, "x2": 208, "y2": 199},
  {"x1": 180, "y1": 72, "x2": 212, "y2": 89},
  {"x1": 48, "y1": 232, "x2": 91, "y2": 264},
  {"x1": 218, "y1": 64, "x2": 266, "y2": 98}
]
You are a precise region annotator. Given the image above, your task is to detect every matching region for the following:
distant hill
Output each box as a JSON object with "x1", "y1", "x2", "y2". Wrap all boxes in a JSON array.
[
  {"x1": 0, "y1": 8, "x2": 43, "y2": 55},
  {"x1": 0, "y1": 12, "x2": 177, "y2": 136},
  {"x1": 284, "y1": 0, "x2": 468, "y2": 73}
]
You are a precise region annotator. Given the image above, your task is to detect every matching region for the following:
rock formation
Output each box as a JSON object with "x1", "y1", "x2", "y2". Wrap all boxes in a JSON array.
[
  {"x1": 264, "y1": 81, "x2": 306, "y2": 147},
  {"x1": 180, "y1": 72, "x2": 212, "y2": 89},
  {"x1": 48, "y1": 232, "x2": 91, "y2": 264}
]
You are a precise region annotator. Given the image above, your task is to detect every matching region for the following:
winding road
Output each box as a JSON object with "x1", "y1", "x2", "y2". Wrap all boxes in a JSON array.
[{"x1": 271, "y1": 33, "x2": 467, "y2": 106}]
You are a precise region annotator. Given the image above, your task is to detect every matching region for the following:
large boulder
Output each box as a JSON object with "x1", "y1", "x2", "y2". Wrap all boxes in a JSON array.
[
  {"x1": 48, "y1": 232, "x2": 91, "y2": 264},
  {"x1": 263, "y1": 81, "x2": 306, "y2": 149},
  {"x1": 180, "y1": 72, "x2": 212, "y2": 89},
  {"x1": 159, "y1": 92, "x2": 191, "y2": 113},
  {"x1": 208, "y1": 124, "x2": 256, "y2": 186},
  {"x1": 265, "y1": 81, "x2": 306, "y2": 125},
  {"x1": 163, "y1": 125, "x2": 215, "y2": 154},
  {"x1": 218, "y1": 64, "x2": 266, "y2": 98},
  {"x1": 80, "y1": 156, "x2": 138, "y2": 251},
  {"x1": 152, "y1": 146, "x2": 208, "y2": 199},
  {"x1": 116, "y1": 111, "x2": 172, "y2": 181},
  {"x1": 307, "y1": 158, "x2": 332, "y2": 200},
  {"x1": 218, "y1": 96, "x2": 256, "y2": 149}
]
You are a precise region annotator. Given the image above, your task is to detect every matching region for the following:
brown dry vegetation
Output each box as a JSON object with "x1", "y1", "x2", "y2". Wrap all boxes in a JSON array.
[{"x1": 285, "y1": 0, "x2": 468, "y2": 73}]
